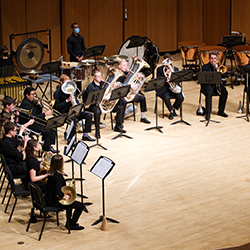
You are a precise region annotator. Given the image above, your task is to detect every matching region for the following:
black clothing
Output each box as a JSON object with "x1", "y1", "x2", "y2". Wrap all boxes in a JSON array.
[
  {"x1": 156, "y1": 65, "x2": 184, "y2": 112},
  {"x1": 25, "y1": 156, "x2": 46, "y2": 193},
  {"x1": 0, "y1": 136, "x2": 26, "y2": 176},
  {"x1": 19, "y1": 97, "x2": 56, "y2": 151},
  {"x1": 53, "y1": 86, "x2": 92, "y2": 133},
  {"x1": 0, "y1": 57, "x2": 14, "y2": 67},
  {"x1": 67, "y1": 33, "x2": 86, "y2": 62},
  {"x1": 45, "y1": 171, "x2": 85, "y2": 226},
  {"x1": 201, "y1": 63, "x2": 228, "y2": 118}
]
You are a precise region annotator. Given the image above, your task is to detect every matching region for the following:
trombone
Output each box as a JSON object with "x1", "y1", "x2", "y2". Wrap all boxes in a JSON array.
[{"x1": 34, "y1": 96, "x2": 62, "y2": 116}]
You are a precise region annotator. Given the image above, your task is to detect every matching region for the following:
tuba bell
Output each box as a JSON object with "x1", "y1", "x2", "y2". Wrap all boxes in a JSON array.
[{"x1": 61, "y1": 80, "x2": 78, "y2": 106}]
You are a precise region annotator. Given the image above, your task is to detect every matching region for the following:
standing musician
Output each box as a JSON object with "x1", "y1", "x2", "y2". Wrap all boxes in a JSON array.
[
  {"x1": 0, "y1": 45, "x2": 14, "y2": 67},
  {"x1": 45, "y1": 154, "x2": 87, "y2": 231},
  {"x1": 117, "y1": 59, "x2": 151, "y2": 124},
  {"x1": 19, "y1": 87, "x2": 58, "y2": 153},
  {"x1": 156, "y1": 53, "x2": 184, "y2": 120},
  {"x1": 201, "y1": 52, "x2": 228, "y2": 120},
  {"x1": 67, "y1": 23, "x2": 86, "y2": 63},
  {"x1": 54, "y1": 74, "x2": 95, "y2": 141}
]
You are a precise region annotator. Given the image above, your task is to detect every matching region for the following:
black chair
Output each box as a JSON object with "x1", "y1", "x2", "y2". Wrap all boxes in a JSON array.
[
  {"x1": 26, "y1": 182, "x2": 70, "y2": 241},
  {"x1": 0, "y1": 154, "x2": 30, "y2": 222},
  {"x1": 198, "y1": 89, "x2": 220, "y2": 114},
  {"x1": 154, "y1": 97, "x2": 175, "y2": 118}
]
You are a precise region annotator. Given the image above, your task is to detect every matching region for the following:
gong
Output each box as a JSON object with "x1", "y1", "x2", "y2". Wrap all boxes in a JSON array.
[{"x1": 16, "y1": 37, "x2": 44, "y2": 71}]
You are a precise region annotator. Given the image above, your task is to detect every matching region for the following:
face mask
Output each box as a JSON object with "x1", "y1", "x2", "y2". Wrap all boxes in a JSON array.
[
  {"x1": 74, "y1": 28, "x2": 80, "y2": 34},
  {"x1": 3, "y1": 52, "x2": 8, "y2": 57}
]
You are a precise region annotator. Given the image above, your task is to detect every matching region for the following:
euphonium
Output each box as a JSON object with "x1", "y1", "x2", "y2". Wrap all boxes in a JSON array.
[
  {"x1": 99, "y1": 67, "x2": 125, "y2": 114},
  {"x1": 61, "y1": 80, "x2": 78, "y2": 106},
  {"x1": 58, "y1": 180, "x2": 76, "y2": 205},
  {"x1": 123, "y1": 57, "x2": 150, "y2": 102}
]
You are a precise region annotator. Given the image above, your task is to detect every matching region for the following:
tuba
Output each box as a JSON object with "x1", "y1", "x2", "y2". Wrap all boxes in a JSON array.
[
  {"x1": 99, "y1": 67, "x2": 125, "y2": 114},
  {"x1": 123, "y1": 57, "x2": 150, "y2": 102}
]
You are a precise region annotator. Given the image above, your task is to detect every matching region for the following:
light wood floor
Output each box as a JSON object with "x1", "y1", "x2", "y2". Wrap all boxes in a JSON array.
[{"x1": 1, "y1": 54, "x2": 250, "y2": 250}]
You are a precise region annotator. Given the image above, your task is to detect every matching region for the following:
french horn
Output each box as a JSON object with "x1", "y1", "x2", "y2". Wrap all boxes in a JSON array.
[{"x1": 58, "y1": 180, "x2": 76, "y2": 206}]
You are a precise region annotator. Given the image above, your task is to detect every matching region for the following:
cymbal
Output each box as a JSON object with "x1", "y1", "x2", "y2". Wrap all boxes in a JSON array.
[
  {"x1": 23, "y1": 69, "x2": 42, "y2": 74},
  {"x1": 107, "y1": 54, "x2": 128, "y2": 62},
  {"x1": 96, "y1": 56, "x2": 109, "y2": 61}
]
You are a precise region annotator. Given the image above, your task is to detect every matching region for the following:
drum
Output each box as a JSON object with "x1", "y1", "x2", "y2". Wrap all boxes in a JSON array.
[
  {"x1": 233, "y1": 45, "x2": 250, "y2": 66},
  {"x1": 198, "y1": 46, "x2": 226, "y2": 65},
  {"x1": 178, "y1": 41, "x2": 206, "y2": 61},
  {"x1": 118, "y1": 36, "x2": 159, "y2": 70},
  {"x1": 70, "y1": 66, "x2": 85, "y2": 81}
]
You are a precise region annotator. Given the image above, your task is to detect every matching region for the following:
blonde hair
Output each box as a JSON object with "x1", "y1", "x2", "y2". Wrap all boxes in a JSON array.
[{"x1": 60, "y1": 74, "x2": 70, "y2": 83}]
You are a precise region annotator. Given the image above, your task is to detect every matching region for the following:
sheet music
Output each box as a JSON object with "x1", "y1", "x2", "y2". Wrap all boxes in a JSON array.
[
  {"x1": 65, "y1": 134, "x2": 76, "y2": 156},
  {"x1": 71, "y1": 141, "x2": 89, "y2": 165},
  {"x1": 91, "y1": 157, "x2": 114, "y2": 179},
  {"x1": 66, "y1": 120, "x2": 74, "y2": 141}
]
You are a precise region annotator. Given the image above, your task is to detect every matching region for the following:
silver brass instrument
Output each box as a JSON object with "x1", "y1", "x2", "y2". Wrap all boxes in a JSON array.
[
  {"x1": 58, "y1": 180, "x2": 76, "y2": 205},
  {"x1": 123, "y1": 57, "x2": 150, "y2": 102},
  {"x1": 16, "y1": 123, "x2": 41, "y2": 137},
  {"x1": 99, "y1": 67, "x2": 125, "y2": 114},
  {"x1": 61, "y1": 80, "x2": 78, "y2": 106}
]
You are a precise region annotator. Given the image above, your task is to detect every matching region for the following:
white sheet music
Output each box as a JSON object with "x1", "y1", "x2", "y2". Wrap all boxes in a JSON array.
[
  {"x1": 65, "y1": 134, "x2": 76, "y2": 156},
  {"x1": 91, "y1": 157, "x2": 114, "y2": 179},
  {"x1": 66, "y1": 120, "x2": 74, "y2": 141},
  {"x1": 71, "y1": 141, "x2": 89, "y2": 165}
]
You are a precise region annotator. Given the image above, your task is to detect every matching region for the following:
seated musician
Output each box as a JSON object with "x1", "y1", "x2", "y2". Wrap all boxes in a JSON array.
[
  {"x1": 0, "y1": 45, "x2": 14, "y2": 67},
  {"x1": 156, "y1": 53, "x2": 184, "y2": 120},
  {"x1": 19, "y1": 87, "x2": 58, "y2": 153},
  {"x1": 25, "y1": 139, "x2": 48, "y2": 194},
  {"x1": 1, "y1": 96, "x2": 19, "y2": 123},
  {"x1": 117, "y1": 59, "x2": 151, "y2": 124},
  {"x1": 0, "y1": 121, "x2": 29, "y2": 180},
  {"x1": 54, "y1": 74, "x2": 95, "y2": 141},
  {"x1": 45, "y1": 154, "x2": 87, "y2": 230},
  {"x1": 201, "y1": 52, "x2": 228, "y2": 120}
]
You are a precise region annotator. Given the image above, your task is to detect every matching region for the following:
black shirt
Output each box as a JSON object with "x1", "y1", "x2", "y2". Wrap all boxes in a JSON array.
[
  {"x1": 67, "y1": 33, "x2": 86, "y2": 62},
  {"x1": 26, "y1": 156, "x2": 40, "y2": 184},
  {"x1": 0, "y1": 57, "x2": 14, "y2": 67}
]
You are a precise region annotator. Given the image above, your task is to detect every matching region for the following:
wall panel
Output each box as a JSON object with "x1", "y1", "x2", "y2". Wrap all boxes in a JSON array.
[
  {"x1": 89, "y1": 0, "x2": 123, "y2": 56},
  {"x1": 147, "y1": 0, "x2": 177, "y2": 52},
  {"x1": 177, "y1": 0, "x2": 203, "y2": 43}
]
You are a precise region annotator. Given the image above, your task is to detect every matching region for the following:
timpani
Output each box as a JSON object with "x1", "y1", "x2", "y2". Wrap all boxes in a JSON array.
[
  {"x1": 233, "y1": 45, "x2": 250, "y2": 66},
  {"x1": 198, "y1": 46, "x2": 226, "y2": 65}
]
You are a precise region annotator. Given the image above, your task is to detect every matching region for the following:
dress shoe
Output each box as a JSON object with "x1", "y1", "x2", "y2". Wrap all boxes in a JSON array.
[
  {"x1": 82, "y1": 134, "x2": 95, "y2": 141},
  {"x1": 49, "y1": 147, "x2": 60, "y2": 154},
  {"x1": 169, "y1": 112, "x2": 174, "y2": 120},
  {"x1": 173, "y1": 110, "x2": 178, "y2": 117},
  {"x1": 95, "y1": 132, "x2": 101, "y2": 139},
  {"x1": 217, "y1": 111, "x2": 228, "y2": 117},
  {"x1": 65, "y1": 224, "x2": 85, "y2": 231},
  {"x1": 114, "y1": 125, "x2": 126, "y2": 133},
  {"x1": 140, "y1": 117, "x2": 151, "y2": 124},
  {"x1": 30, "y1": 215, "x2": 37, "y2": 223}
]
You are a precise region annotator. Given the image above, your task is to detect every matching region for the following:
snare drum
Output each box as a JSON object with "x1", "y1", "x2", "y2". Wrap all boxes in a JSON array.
[
  {"x1": 233, "y1": 45, "x2": 250, "y2": 65},
  {"x1": 198, "y1": 46, "x2": 226, "y2": 65},
  {"x1": 70, "y1": 66, "x2": 85, "y2": 81},
  {"x1": 178, "y1": 41, "x2": 206, "y2": 61}
]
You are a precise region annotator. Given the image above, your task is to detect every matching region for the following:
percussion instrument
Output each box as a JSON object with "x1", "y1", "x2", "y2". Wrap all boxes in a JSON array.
[
  {"x1": 73, "y1": 67, "x2": 85, "y2": 81},
  {"x1": 118, "y1": 37, "x2": 159, "y2": 72},
  {"x1": 233, "y1": 45, "x2": 250, "y2": 66},
  {"x1": 178, "y1": 41, "x2": 206, "y2": 62},
  {"x1": 198, "y1": 46, "x2": 226, "y2": 65},
  {"x1": 61, "y1": 61, "x2": 79, "y2": 69}
]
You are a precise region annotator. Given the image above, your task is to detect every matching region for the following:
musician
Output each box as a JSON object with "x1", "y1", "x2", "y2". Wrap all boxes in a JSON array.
[
  {"x1": 1, "y1": 96, "x2": 19, "y2": 123},
  {"x1": 45, "y1": 154, "x2": 87, "y2": 230},
  {"x1": 156, "y1": 53, "x2": 184, "y2": 120},
  {"x1": 19, "y1": 87, "x2": 58, "y2": 153},
  {"x1": 67, "y1": 23, "x2": 86, "y2": 62},
  {"x1": 0, "y1": 121, "x2": 29, "y2": 179},
  {"x1": 201, "y1": 52, "x2": 228, "y2": 120},
  {"x1": 0, "y1": 45, "x2": 14, "y2": 67},
  {"x1": 25, "y1": 139, "x2": 47, "y2": 194},
  {"x1": 117, "y1": 59, "x2": 151, "y2": 124},
  {"x1": 54, "y1": 74, "x2": 95, "y2": 141}
]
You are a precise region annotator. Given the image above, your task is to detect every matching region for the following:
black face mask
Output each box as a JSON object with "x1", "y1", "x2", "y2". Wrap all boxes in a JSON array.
[{"x1": 3, "y1": 52, "x2": 8, "y2": 57}]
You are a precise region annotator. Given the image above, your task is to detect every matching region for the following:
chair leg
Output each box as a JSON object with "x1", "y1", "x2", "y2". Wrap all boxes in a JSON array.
[
  {"x1": 162, "y1": 99, "x2": 164, "y2": 118},
  {"x1": 0, "y1": 173, "x2": 6, "y2": 194},
  {"x1": 4, "y1": 191, "x2": 12, "y2": 213},
  {"x1": 26, "y1": 208, "x2": 34, "y2": 232},
  {"x1": 38, "y1": 217, "x2": 47, "y2": 241},
  {"x1": 132, "y1": 102, "x2": 136, "y2": 121},
  {"x1": 242, "y1": 90, "x2": 245, "y2": 110},
  {"x1": 8, "y1": 196, "x2": 17, "y2": 222},
  {"x1": 56, "y1": 211, "x2": 59, "y2": 226},
  {"x1": 110, "y1": 113, "x2": 113, "y2": 130},
  {"x1": 2, "y1": 182, "x2": 10, "y2": 204}
]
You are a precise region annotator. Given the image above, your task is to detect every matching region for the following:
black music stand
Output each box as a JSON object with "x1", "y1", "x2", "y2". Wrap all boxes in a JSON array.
[
  {"x1": 110, "y1": 85, "x2": 132, "y2": 140},
  {"x1": 170, "y1": 70, "x2": 193, "y2": 126},
  {"x1": 90, "y1": 156, "x2": 119, "y2": 230},
  {"x1": 237, "y1": 66, "x2": 250, "y2": 122},
  {"x1": 144, "y1": 77, "x2": 165, "y2": 133},
  {"x1": 43, "y1": 114, "x2": 66, "y2": 153},
  {"x1": 40, "y1": 61, "x2": 61, "y2": 100},
  {"x1": 85, "y1": 88, "x2": 106, "y2": 150},
  {"x1": 84, "y1": 45, "x2": 106, "y2": 68},
  {"x1": 198, "y1": 72, "x2": 221, "y2": 126},
  {"x1": 126, "y1": 36, "x2": 147, "y2": 58}
]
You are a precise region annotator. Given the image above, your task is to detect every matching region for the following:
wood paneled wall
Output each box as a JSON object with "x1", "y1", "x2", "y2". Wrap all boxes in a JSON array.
[{"x1": 0, "y1": 0, "x2": 249, "y2": 64}]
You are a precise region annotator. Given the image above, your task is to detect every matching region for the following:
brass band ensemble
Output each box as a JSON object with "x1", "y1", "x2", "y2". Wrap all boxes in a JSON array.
[{"x1": 1, "y1": 19, "x2": 250, "y2": 239}]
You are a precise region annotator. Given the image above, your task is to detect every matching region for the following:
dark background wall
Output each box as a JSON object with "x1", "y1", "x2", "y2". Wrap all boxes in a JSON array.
[{"x1": 0, "y1": 0, "x2": 248, "y2": 62}]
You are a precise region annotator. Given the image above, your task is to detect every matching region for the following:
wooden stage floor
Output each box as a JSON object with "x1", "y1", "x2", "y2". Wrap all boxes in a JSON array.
[{"x1": 0, "y1": 54, "x2": 250, "y2": 250}]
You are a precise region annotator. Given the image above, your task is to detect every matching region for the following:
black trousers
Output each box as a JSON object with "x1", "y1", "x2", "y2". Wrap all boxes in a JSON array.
[
  {"x1": 112, "y1": 98, "x2": 126, "y2": 127},
  {"x1": 157, "y1": 89, "x2": 184, "y2": 113},
  {"x1": 10, "y1": 161, "x2": 26, "y2": 177},
  {"x1": 77, "y1": 111, "x2": 92, "y2": 133},
  {"x1": 62, "y1": 200, "x2": 85, "y2": 225},
  {"x1": 201, "y1": 84, "x2": 228, "y2": 117},
  {"x1": 85, "y1": 105, "x2": 101, "y2": 135},
  {"x1": 131, "y1": 94, "x2": 147, "y2": 112}
]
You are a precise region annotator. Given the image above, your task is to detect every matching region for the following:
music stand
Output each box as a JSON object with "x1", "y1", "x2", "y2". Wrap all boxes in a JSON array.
[
  {"x1": 144, "y1": 77, "x2": 165, "y2": 133},
  {"x1": 109, "y1": 85, "x2": 132, "y2": 140},
  {"x1": 85, "y1": 88, "x2": 107, "y2": 150},
  {"x1": 43, "y1": 114, "x2": 67, "y2": 153},
  {"x1": 90, "y1": 156, "x2": 119, "y2": 230},
  {"x1": 198, "y1": 72, "x2": 221, "y2": 126},
  {"x1": 84, "y1": 45, "x2": 106, "y2": 68},
  {"x1": 237, "y1": 66, "x2": 250, "y2": 122},
  {"x1": 41, "y1": 61, "x2": 61, "y2": 100},
  {"x1": 126, "y1": 36, "x2": 147, "y2": 58},
  {"x1": 170, "y1": 70, "x2": 193, "y2": 126}
]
